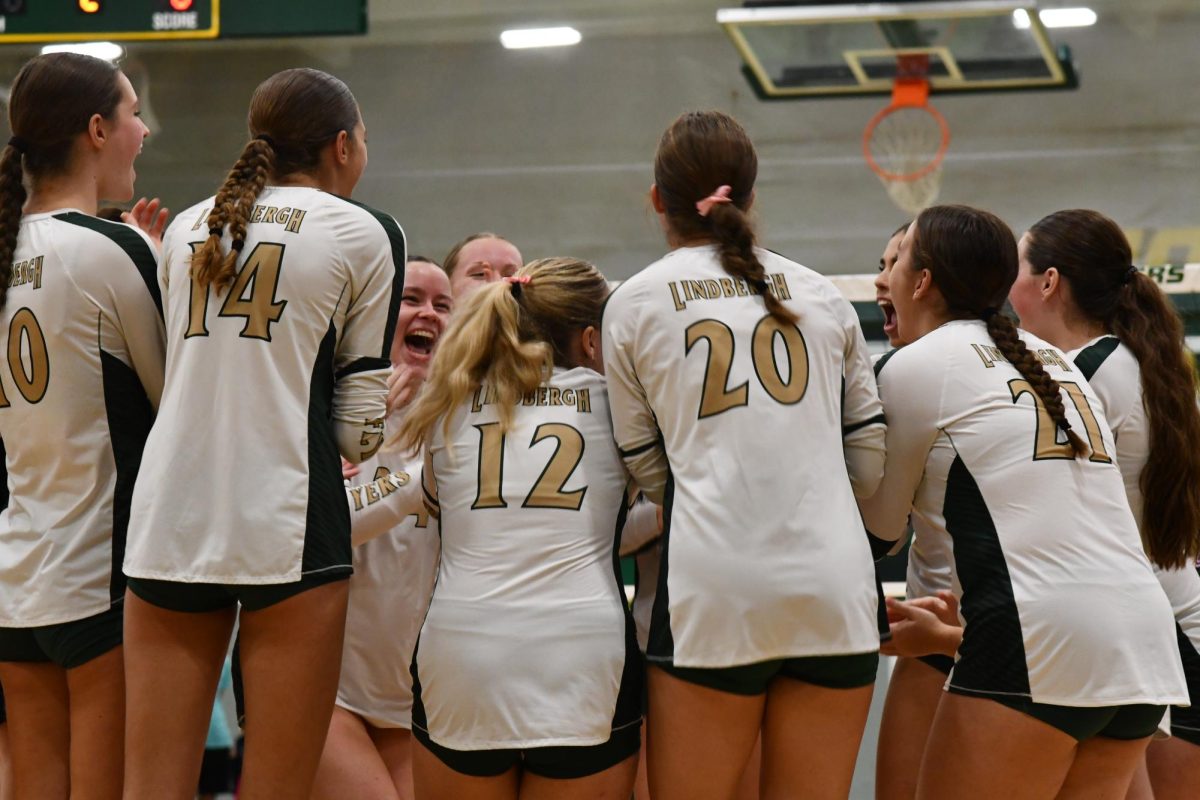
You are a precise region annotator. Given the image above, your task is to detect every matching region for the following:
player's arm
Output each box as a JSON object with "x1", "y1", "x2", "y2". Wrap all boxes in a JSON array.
[
  {"x1": 620, "y1": 493, "x2": 662, "y2": 556},
  {"x1": 602, "y1": 291, "x2": 670, "y2": 504},
  {"x1": 839, "y1": 296, "x2": 887, "y2": 498},
  {"x1": 858, "y1": 348, "x2": 941, "y2": 558},
  {"x1": 333, "y1": 209, "x2": 406, "y2": 463},
  {"x1": 347, "y1": 457, "x2": 426, "y2": 547}
]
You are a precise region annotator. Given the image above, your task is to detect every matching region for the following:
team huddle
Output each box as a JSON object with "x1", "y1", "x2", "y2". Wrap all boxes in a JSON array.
[{"x1": 0, "y1": 51, "x2": 1197, "y2": 800}]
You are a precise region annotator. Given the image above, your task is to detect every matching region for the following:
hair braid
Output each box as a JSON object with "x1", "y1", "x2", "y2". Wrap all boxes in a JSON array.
[
  {"x1": 986, "y1": 312, "x2": 1087, "y2": 457},
  {"x1": 0, "y1": 145, "x2": 28, "y2": 312},
  {"x1": 707, "y1": 203, "x2": 797, "y2": 325},
  {"x1": 191, "y1": 139, "x2": 275, "y2": 289}
]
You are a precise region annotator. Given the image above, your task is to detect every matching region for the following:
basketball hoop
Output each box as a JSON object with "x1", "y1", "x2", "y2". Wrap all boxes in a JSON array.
[{"x1": 863, "y1": 56, "x2": 951, "y2": 215}]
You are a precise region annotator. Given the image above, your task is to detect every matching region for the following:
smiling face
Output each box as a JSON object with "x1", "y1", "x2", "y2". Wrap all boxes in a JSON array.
[
  {"x1": 389, "y1": 260, "x2": 453, "y2": 370},
  {"x1": 95, "y1": 72, "x2": 149, "y2": 203},
  {"x1": 449, "y1": 237, "x2": 523, "y2": 299},
  {"x1": 874, "y1": 230, "x2": 906, "y2": 347}
]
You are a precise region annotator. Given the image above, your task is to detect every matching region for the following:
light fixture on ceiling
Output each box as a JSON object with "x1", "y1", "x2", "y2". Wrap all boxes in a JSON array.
[
  {"x1": 1013, "y1": 7, "x2": 1097, "y2": 29},
  {"x1": 40, "y1": 41, "x2": 125, "y2": 62},
  {"x1": 500, "y1": 26, "x2": 582, "y2": 50}
]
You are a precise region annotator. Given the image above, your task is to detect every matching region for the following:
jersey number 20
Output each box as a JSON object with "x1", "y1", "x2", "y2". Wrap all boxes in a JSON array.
[
  {"x1": 685, "y1": 316, "x2": 809, "y2": 419},
  {"x1": 186, "y1": 242, "x2": 288, "y2": 341}
]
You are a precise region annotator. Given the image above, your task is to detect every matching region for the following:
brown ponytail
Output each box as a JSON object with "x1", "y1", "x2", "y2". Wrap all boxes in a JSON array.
[
  {"x1": 192, "y1": 68, "x2": 361, "y2": 289},
  {"x1": 985, "y1": 310, "x2": 1087, "y2": 456},
  {"x1": 653, "y1": 110, "x2": 796, "y2": 325},
  {"x1": 0, "y1": 53, "x2": 123, "y2": 311},
  {"x1": 913, "y1": 205, "x2": 1088, "y2": 457},
  {"x1": 1026, "y1": 209, "x2": 1200, "y2": 566},
  {"x1": 0, "y1": 144, "x2": 28, "y2": 310}
]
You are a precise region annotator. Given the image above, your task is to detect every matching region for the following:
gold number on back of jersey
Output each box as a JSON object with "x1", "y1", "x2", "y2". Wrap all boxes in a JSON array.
[
  {"x1": 686, "y1": 316, "x2": 809, "y2": 419},
  {"x1": 0, "y1": 308, "x2": 50, "y2": 407},
  {"x1": 1008, "y1": 378, "x2": 1113, "y2": 463},
  {"x1": 186, "y1": 242, "x2": 288, "y2": 340},
  {"x1": 471, "y1": 421, "x2": 587, "y2": 511}
]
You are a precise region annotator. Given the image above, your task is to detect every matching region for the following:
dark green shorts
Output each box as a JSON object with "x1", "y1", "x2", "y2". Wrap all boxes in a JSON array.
[
  {"x1": 0, "y1": 600, "x2": 123, "y2": 669},
  {"x1": 655, "y1": 651, "x2": 879, "y2": 696},
  {"x1": 126, "y1": 568, "x2": 350, "y2": 614},
  {"x1": 918, "y1": 653, "x2": 955, "y2": 676},
  {"x1": 950, "y1": 688, "x2": 1166, "y2": 742},
  {"x1": 413, "y1": 721, "x2": 641, "y2": 779}
]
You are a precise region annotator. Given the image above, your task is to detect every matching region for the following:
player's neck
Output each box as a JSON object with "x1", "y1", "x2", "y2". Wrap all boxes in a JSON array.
[
  {"x1": 23, "y1": 175, "x2": 99, "y2": 217},
  {"x1": 1034, "y1": 314, "x2": 1108, "y2": 354}
]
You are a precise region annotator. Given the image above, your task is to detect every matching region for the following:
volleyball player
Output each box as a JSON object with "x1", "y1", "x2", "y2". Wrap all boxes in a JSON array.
[
  {"x1": 872, "y1": 219, "x2": 961, "y2": 800},
  {"x1": 0, "y1": 53, "x2": 163, "y2": 799},
  {"x1": 394, "y1": 258, "x2": 640, "y2": 800},
  {"x1": 1007, "y1": 209, "x2": 1200, "y2": 800},
  {"x1": 122, "y1": 68, "x2": 403, "y2": 799},
  {"x1": 862, "y1": 204, "x2": 1187, "y2": 798},
  {"x1": 311, "y1": 256, "x2": 452, "y2": 800},
  {"x1": 442, "y1": 232, "x2": 523, "y2": 298},
  {"x1": 603, "y1": 110, "x2": 887, "y2": 800}
]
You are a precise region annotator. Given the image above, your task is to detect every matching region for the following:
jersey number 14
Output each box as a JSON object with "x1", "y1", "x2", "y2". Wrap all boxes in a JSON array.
[{"x1": 186, "y1": 242, "x2": 288, "y2": 341}]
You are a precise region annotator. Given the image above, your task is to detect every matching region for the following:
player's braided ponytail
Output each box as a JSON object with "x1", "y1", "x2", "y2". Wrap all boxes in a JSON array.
[
  {"x1": 984, "y1": 308, "x2": 1086, "y2": 456},
  {"x1": 192, "y1": 68, "x2": 361, "y2": 289},
  {"x1": 0, "y1": 53, "x2": 123, "y2": 311},
  {"x1": 653, "y1": 110, "x2": 797, "y2": 325},
  {"x1": 0, "y1": 142, "x2": 28, "y2": 311},
  {"x1": 913, "y1": 205, "x2": 1087, "y2": 459},
  {"x1": 192, "y1": 138, "x2": 274, "y2": 289},
  {"x1": 395, "y1": 257, "x2": 609, "y2": 452}
]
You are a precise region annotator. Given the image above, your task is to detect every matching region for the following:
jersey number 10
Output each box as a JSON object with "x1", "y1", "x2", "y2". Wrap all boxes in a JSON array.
[
  {"x1": 686, "y1": 315, "x2": 809, "y2": 419},
  {"x1": 186, "y1": 242, "x2": 288, "y2": 341},
  {"x1": 0, "y1": 308, "x2": 49, "y2": 407}
]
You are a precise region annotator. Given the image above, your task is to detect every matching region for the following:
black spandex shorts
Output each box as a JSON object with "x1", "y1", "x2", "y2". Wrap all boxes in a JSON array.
[
  {"x1": 654, "y1": 651, "x2": 879, "y2": 696},
  {"x1": 1170, "y1": 703, "x2": 1200, "y2": 747},
  {"x1": 917, "y1": 654, "x2": 955, "y2": 676},
  {"x1": 126, "y1": 568, "x2": 350, "y2": 614},
  {"x1": 0, "y1": 599, "x2": 123, "y2": 669},
  {"x1": 413, "y1": 720, "x2": 640, "y2": 780},
  {"x1": 949, "y1": 687, "x2": 1166, "y2": 742}
]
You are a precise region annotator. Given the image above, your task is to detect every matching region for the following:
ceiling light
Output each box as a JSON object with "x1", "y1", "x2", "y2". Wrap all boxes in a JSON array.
[
  {"x1": 500, "y1": 27, "x2": 581, "y2": 50},
  {"x1": 40, "y1": 41, "x2": 125, "y2": 62},
  {"x1": 1013, "y1": 7, "x2": 1097, "y2": 30}
]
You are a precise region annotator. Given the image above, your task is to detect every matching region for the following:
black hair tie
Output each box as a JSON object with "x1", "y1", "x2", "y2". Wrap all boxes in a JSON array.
[
  {"x1": 254, "y1": 134, "x2": 277, "y2": 149},
  {"x1": 230, "y1": 239, "x2": 246, "y2": 252},
  {"x1": 751, "y1": 277, "x2": 770, "y2": 294},
  {"x1": 981, "y1": 307, "x2": 999, "y2": 321},
  {"x1": 1123, "y1": 266, "x2": 1139, "y2": 285},
  {"x1": 208, "y1": 227, "x2": 223, "y2": 238},
  {"x1": 1055, "y1": 418, "x2": 1071, "y2": 432},
  {"x1": 7, "y1": 136, "x2": 28, "y2": 154}
]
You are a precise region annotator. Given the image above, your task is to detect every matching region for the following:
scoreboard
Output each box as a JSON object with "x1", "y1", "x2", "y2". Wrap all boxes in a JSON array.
[{"x1": 0, "y1": 0, "x2": 366, "y2": 43}]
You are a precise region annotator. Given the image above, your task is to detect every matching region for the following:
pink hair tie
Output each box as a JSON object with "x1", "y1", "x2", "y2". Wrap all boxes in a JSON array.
[
  {"x1": 696, "y1": 185, "x2": 733, "y2": 217},
  {"x1": 504, "y1": 275, "x2": 531, "y2": 286}
]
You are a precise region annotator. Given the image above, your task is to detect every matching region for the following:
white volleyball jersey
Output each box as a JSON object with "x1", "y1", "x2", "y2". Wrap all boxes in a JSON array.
[
  {"x1": 603, "y1": 245, "x2": 886, "y2": 667},
  {"x1": 1068, "y1": 336, "x2": 1200, "y2": 676},
  {"x1": 126, "y1": 187, "x2": 403, "y2": 584},
  {"x1": 863, "y1": 321, "x2": 1187, "y2": 706},
  {"x1": 871, "y1": 350, "x2": 954, "y2": 602},
  {"x1": 619, "y1": 493, "x2": 662, "y2": 653},
  {"x1": 414, "y1": 367, "x2": 637, "y2": 750},
  {"x1": 337, "y1": 436, "x2": 438, "y2": 729},
  {"x1": 0, "y1": 211, "x2": 164, "y2": 626}
]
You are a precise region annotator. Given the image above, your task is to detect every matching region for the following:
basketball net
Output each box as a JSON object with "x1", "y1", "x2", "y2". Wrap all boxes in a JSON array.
[{"x1": 862, "y1": 55, "x2": 951, "y2": 214}]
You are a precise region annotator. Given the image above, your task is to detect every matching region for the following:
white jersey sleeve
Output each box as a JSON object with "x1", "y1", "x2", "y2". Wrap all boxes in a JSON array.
[
  {"x1": 619, "y1": 493, "x2": 661, "y2": 557},
  {"x1": 838, "y1": 292, "x2": 887, "y2": 498},
  {"x1": 347, "y1": 457, "x2": 424, "y2": 547}
]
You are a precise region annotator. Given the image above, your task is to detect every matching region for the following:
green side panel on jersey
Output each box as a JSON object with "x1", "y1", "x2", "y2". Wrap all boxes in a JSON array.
[
  {"x1": 620, "y1": 557, "x2": 636, "y2": 587},
  {"x1": 1073, "y1": 336, "x2": 1120, "y2": 381}
]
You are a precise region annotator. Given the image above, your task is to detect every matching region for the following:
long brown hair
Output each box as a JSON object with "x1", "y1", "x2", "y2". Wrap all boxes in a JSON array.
[
  {"x1": 395, "y1": 257, "x2": 609, "y2": 451},
  {"x1": 192, "y1": 68, "x2": 361, "y2": 289},
  {"x1": 0, "y1": 53, "x2": 123, "y2": 310},
  {"x1": 1026, "y1": 209, "x2": 1200, "y2": 567},
  {"x1": 653, "y1": 110, "x2": 796, "y2": 325},
  {"x1": 913, "y1": 205, "x2": 1087, "y2": 457}
]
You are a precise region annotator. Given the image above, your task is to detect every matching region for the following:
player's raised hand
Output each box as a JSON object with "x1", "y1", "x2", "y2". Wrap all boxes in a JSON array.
[
  {"x1": 122, "y1": 197, "x2": 170, "y2": 252},
  {"x1": 341, "y1": 457, "x2": 360, "y2": 481}
]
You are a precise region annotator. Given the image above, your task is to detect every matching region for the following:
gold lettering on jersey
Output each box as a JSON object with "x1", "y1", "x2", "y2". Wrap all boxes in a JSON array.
[
  {"x1": 971, "y1": 343, "x2": 1073, "y2": 372},
  {"x1": 348, "y1": 471, "x2": 412, "y2": 512},
  {"x1": 247, "y1": 205, "x2": 309, "y2": 234},
  {"x1": 666, "y1": 273, "x2": 793, "y2": 311},
  {"x1": 9, "y1": 256, "x2": 43, "y2": 290},
  {"x1": 190, "y1": 208, "x2": 212, "y2": 231},
  {"x1": 470, "y1": 385, "x2": 592, "y2": 413}
]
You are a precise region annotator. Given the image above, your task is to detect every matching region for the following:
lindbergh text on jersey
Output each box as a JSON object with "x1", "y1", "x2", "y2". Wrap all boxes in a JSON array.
[{"x1": 667, "y1": 273, "x2": 792, "y2": 312}]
